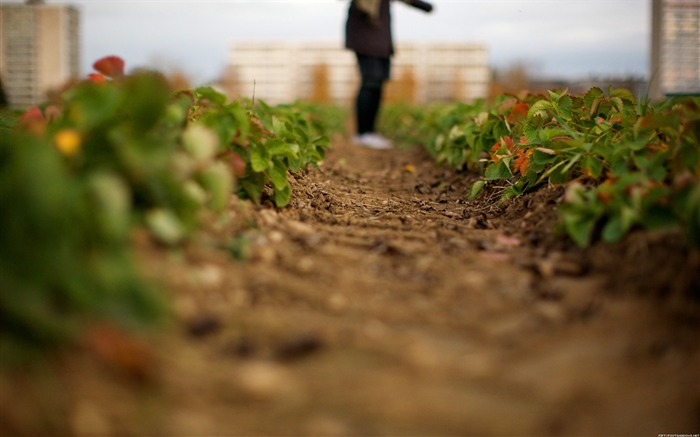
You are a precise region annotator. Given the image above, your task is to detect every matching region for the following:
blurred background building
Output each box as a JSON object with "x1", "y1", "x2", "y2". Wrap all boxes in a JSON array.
[
  {"x1": 650, "y1": 0, "x2": 700, "y2": 98},
  {"x1": 1, "y1": 0, "x2": 697, "y2": 108},
  {"x1": 0, "y1": 0, "x2": 80, "y2": 108},
  {"x1": 220, "y1": 42, "x2": 490, "y2": 105}
]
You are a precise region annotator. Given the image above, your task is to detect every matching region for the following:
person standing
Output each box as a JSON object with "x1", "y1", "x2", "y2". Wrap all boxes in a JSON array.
[{"x1": 345, "y1": 0, "x2": 433, "y2": 149}]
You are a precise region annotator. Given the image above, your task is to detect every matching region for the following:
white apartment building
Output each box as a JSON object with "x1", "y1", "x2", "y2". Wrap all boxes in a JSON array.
[
  {"x1": 0, "y1": 2, "x2": 80, "y2": 108},
  {"x1": 223, "y1": 42, "x2": 490, "y2": 105},
  {"x1": 651, "y1": 0, "x2": 700, "y2": 98}
]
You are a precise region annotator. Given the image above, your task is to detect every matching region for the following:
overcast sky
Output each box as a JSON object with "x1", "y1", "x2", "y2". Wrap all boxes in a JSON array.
[{"x1": 10, "y1": 0, "x2": 651, "y2": 84}]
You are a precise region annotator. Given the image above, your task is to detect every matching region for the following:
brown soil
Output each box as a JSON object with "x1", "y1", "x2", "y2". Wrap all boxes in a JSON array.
[{"x1": 3, "y1": 137, "x2": 700, "y2": 436}]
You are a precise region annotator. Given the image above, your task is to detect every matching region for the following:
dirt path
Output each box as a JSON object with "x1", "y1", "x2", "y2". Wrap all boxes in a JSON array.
[{"x1": 7, "y1": 137, "x2": 699, "y2": 436}]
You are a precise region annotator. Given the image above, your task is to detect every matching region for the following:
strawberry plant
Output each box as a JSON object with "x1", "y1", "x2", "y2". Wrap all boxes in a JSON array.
[
  {"x1": 557, "y1": 95, "x2": 700, "y2": 246},
  {"x1": 380, "y1": 89, "x2": 700, "y2": 248},
  {"x1": 44, "y1": 58, "x2": 236, "y2": 244},
  {"x1": 185, "y1": 87, "x2": 333, "y2": 207},
  {"x1": 0, "y1": 55, "x2": 338, "y2": 365},
  {"x1": 1, "y1": 123, "x2": 167, "y2": 365}
]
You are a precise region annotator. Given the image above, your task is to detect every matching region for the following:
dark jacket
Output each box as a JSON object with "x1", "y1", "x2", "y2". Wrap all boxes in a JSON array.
[{"x1": 345, "y1": 0, "x2": 393, "y2": 58}]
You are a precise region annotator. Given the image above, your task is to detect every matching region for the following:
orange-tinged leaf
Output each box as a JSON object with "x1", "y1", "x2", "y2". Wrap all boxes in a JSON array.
[
  {"x1": 86, "y1": 323, "x2": 155, "y2": 381},
  {"x1": 596, "y1": 180, "x2": 615, "y2": 203},
  {"x1": 507, "y1": 102, "x2": 529, "y2": 125},
  {"x1": 597, "y1": 191, "x2": 614, "y2": 203},
  {"x1": 88, "y1": 73, "x2": 106, "y2": 84},
  {"x1": 502, "y1": 135, "x2": 515, "y2": 152},
  {"x1": 514, "y1": 149, "x2": 532, "y2": 175},
  {"x1": 93, "y1": 56, "x2": 125, "y2": 78}
]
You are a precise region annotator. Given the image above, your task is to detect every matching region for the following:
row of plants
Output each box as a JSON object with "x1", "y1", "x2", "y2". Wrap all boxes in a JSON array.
[
  {"x1": 0, "y1": 56, "x2": 339, "y2": 365},
  {"x1": 380, "y1": 89, "x2": 700, "y2": 248}
]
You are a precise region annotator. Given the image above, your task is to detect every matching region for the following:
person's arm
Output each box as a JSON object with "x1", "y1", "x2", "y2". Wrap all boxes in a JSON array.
[{"x1": 399, "y1": 0, "x2": 433, "y2": 13}]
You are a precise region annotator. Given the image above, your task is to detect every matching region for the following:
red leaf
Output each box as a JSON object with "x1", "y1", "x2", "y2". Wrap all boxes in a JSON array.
[
  {"x1": 19, "y1": 107, "x2": 47, "y2": 134},
  {"x1": 93, "y1": 56, "x2": 125, "y2": 78},
  {"x1": 514, "y1": 150, "x2": 530, "y2": 175},
  {"x1": 507, "y1": 102, "x2": 529, "y2": 125},
  {"x1": 220, "y1": 150, "x2": 247, "y2": 178},
  {"x1": 86, "y1": 323, "x2": 155, "y2": 381},
  {"x1": 502, "y1": 135, "x2": 515, "y2": 152},
  {"x1": 21, "y1": 107, "x2": 45, "y2": 124}
]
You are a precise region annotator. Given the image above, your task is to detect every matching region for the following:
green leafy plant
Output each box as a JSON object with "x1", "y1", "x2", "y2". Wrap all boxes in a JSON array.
[
  {"x1": 182, "y1": 87, "x2": 334, "y2": 207},
  {"x1": 381, "y1": 89, "x2": 700, "y2": 248},
  {"x1": 0, "y1": 55, "x2": 339, "y2": 365},
  {"x1": 0, "y1": 123, "x2": 167, "y2": 365}
]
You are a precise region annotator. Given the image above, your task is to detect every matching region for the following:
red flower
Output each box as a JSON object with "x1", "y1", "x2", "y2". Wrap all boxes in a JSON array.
[{"x1": 93, "y1": 56, "x2": 125, "y2": 78}]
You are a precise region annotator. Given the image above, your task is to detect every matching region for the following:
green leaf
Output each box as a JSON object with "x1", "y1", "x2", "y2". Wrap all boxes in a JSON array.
[
  {"x1": 273, "y1": 183, "x2": 292, "y2": 207},
  {"x1": 582, "y1": 155, "x2": 603, "y2": 179},
  {"x1": 561, "y1": 210, "x2": 598, "y2": 248},
  {"x1": 602, "y1": 206, "x2": 637, "y2": 242},
  {"x1": 601, "y1": 215, "x2": 625, "y2": 243},
  {"x1": 268, "y1": 139, "x2": 300, "y2": 160},
  {"x1": 268, "y1": 160, "x2": 289, "y2": 191},
  {"x1": 523, "y1": 123, "x2": 542, "y2": 145},
  {"x1": 556, "y1": 95, "x2": 574, "y2": 119},
  {"x1": 528, "y1": 100, "x2": 554, "y2": 120},
  {"x1": 226, "y1": 103, "x2": 251, "y2": 142},
  {"x1": 610, "y1": 96, "x2": 625, "y2": 114},
  {"x1": 250, "y1": 147, "x2": 270, "y2": 172},
  {"x1": 540, "y1": 127, "x2": 570, "y2": 142},
  {"x1": 239, "y1": 175, "x2": 264, "y2": 204},
  {"x1": 198, "y1": 161, "x2": 234, "y2": 211},
  {"x1": 536, "y1": 160, "x2": 567, "y2": 185},
  {"x1": 194, "y1": 86, "x2": 228, "y2": 106},
  {"x1": 484, "y1": 160, "x2": 513, "y2": 180},
  {"x1": 145, "y1": 208, "x2": 186, "y2": 245},
  {"x1": 502, "y1": 182, "x2": 526, "y2": 200},
  {"x1": 561, "y1": 153, "x2": 582, "y2": 175},
  {"x1": 469, "y1": 180, "x2": 485, "y2": 200},
  {"x1": 584, "y1": 87, "x2": 604, "y2": 113},
  {"x1": 609, "y1": 87, "x2": 636, "y2": 106},
  {"x1": 271, "y1": 116, "x2": 288, "y2": 135},
  {"x1": 63, "y1": 82, "x2": 122, "y2": 129},
  {"x1": 121, "y1": 73, "x2": 171, "y2": 132}
]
